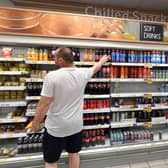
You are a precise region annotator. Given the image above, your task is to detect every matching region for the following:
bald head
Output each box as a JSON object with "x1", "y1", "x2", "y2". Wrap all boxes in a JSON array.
[{"x1": 55, "y1": 47, "x2": 74, "y2": 64}]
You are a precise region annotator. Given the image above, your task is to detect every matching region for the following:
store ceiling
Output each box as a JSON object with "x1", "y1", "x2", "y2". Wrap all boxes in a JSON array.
[{"x1": 61, "y1": 0, "x2": 168, "y2": 11}]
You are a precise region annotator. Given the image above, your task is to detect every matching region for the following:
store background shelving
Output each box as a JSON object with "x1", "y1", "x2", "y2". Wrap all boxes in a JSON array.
[{"x1": 0, "y1": 35, "x2": 168, "y2": 165}]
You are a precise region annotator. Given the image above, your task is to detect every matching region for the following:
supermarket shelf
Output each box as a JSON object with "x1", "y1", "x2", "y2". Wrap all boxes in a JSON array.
[
  {"x1": 25, "y1": 60, "x2": 55, "y2": 65},
  {"x1": 111, "y1": 78, "x2": 168, "y2": 82},
  {"x1": 111, "y1": 107, "x2": 143, "y2": 112},
  {"x1": 89, "y1": 78, "x2": 110, "y2": 82},
  {"x1": 111, "y1": 122, "x2": 135, "y2": 128},
  {"x1": 26, "y1": 108, "x2": 111, "y2": 116},
  {"x1": 0, "y1": 86, "x2": 26, "y2": 91},
  {"x1": 111, "y1": 105, "x2": 168, "y2": 112},
  {"x1": 0, "y1": 118, "x2": 27, "y2": 124},
  {"x1": 0, "y1": 101, "x2": 27, "y2": 107},
  {"x1": 0, "y1": 71, "x2": 29, "y2": 75},
  {"x1": 84, "y1": 94, "x2": 110, "y2": 99},
  {"x1": 0, "y1": 132, "x2": 26, "y2": 139},
  {"x1": 26, "y1": 78, "x2": 43, "y2": 82},
  {"x1": 83, "y1": 124, "x2": 110, "y2": 130},
  {"x1": 83, "y1": 108, "x2": 110, "y2": 114},
  {"x1": 111, "y1": 92, "x2": 168, "y2": 98},
  {"x1": 26, "y1": 96, "x2": 40, "y2": 100},
  {"x1": 110, "y1": 119, "x2": 167, "y2": 128},
  {"x1": 26, "y1": 78, "x2": 111, "y2": 83},
  {"x1": 1, "y1": 34, "x2": 168, "y2": 51},
  {"x1": 1, "y1": 140, "x2": 168, "y2": 165},
  {"x1": 0, "y1": 58, "x2": 24, "y2": 62},
  {"x1": 25, "y1": 111, "x2": 35, "y2": 116},
  {"x1": 111, "y1": 62, "x2": 168, "y2": 67}
]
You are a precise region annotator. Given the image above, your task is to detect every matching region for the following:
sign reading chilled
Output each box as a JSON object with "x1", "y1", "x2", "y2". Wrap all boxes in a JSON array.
[{"x1": 140, "y1": 23, "x2": 163, "y2": 41}]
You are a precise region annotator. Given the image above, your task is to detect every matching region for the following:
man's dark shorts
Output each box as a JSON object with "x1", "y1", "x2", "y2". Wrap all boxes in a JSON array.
[{"x1": 43, "y1": 129, "x2": 82, "y2": 163}]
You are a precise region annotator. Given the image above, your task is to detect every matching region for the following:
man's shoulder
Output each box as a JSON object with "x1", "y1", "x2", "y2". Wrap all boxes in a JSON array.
[{"x1": 46, "y1": 70, "x2": 61, "y2": 78}]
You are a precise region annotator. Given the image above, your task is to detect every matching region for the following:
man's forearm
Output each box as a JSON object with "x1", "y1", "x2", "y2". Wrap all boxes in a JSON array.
[
  {"x1": 33, "y1": 99, "x2": 50, "y2": 123},
  {"x1": 93, "y1": 55, "x2": 109, "y2": 74}
]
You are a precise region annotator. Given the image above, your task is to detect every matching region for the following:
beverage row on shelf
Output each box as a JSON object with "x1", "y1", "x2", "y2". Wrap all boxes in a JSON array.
[
  {"x1": 83, "y1": 110, "x2": 167, "y2": 125},
  {"x1": 27, "y1": 82, "x2": 111, "y2": 96},
  {"x1": 85, "y1": 82, "x2": 110, "y2": 95},
  {"x1": 111, "y1": 66, "x2": 151, "y2": 78},
  {"x1": 111, "y1": 66, "x2": 168, "y2": 79},
  {"x1": 25, "y1": 48, "x2": 168, "y2": 64},
  {"x1": 82, "y1": 129, "x2": 106, "y2": 148},
  {"x1": 112, "y1": 97, "x2": 168, "y2": 107},
  {"x1": 83, "y1": 113, "x2": 110, "y2": 125},
  {"x1": 3, "y1": 47, "x2": 168, "y2": 65},
  {"x1": 17, "y1": 134, "x2": 43, "y2": 154},
  {"x1": 112, "y1": 110, "x2": 166, "y2": 123},
  {"x1": 84, "y1": 99, "x2": 110, "y2": 110},
  {"x1": 111, "y1": 50, "x2": 168, "y2": 64},
  {"x1": 110, "y1": 128, "x2": 163, "y2": 144}
]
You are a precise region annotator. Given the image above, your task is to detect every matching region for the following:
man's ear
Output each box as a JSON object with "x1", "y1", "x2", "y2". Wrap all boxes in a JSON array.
[{"x1": 58, "y1": 57, "x2": 64, "y2": 64}]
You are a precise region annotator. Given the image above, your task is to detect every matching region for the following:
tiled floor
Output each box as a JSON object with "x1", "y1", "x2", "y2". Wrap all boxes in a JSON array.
[{"x1": 108, "y1": 159, "x2": 168, "y2": 168}]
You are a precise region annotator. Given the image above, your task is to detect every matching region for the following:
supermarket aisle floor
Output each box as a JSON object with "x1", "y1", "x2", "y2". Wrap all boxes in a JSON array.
[
  {"x1": 105, "y1": 159, "x2": 168, "y2": 168},
  {"x1": 22, "y1": 159, "x2": 168, "y2": 168}
]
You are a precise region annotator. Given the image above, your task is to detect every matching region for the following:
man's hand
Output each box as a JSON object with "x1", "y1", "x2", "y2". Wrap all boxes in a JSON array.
[
  {"x1": 99, "y1": 55, "x2": 110, "y2": 64},
  {"x1": 32, "y1": 120, "x2": 41, "y2": 132},
  {"x1": 93, "y1": 55, "x2": 110, "y2": 74}
]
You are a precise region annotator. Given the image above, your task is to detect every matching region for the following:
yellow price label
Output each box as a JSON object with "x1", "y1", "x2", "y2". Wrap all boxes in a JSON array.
[
  {"x1": 116, "y1": 79, "x2": 120, "y2": 82},
  {"x1": 26, "y1": 156, "x2": 33, "y2": 160},
  {"x1": 117, "y1": 147, "x2": 121, "y2": 151},
  {"x1": 144, "y1": 94, "x2": 152, "y2": 99},
  {"x1": 128, "y1": 124, "x2": 132, "y2": 127},
  {"x1": 145, "y1": 63, "x2": 153, "y2": 68},
  {"x1": 118, "y1": 108, "x2": 121, "y2": 112},
  {"x1": 2, "y1": 158, "x2": 8, "y2": 164},
  {"x1": 98, "y1": 124, "x2": 102, "y2": 128},
  {"x1": 0, "y1": 119, "x2": 2, "y2": 124},
  {"x1": 144, "y1": 144, "x2": 148, "y2": 147},
  {"x1": 34, "y1": 61, "x2": 37, "y2": 64},
  {"x1": 144, "y1": 79, "x2": 152, "y2": 84},
  {"x1": 13, "y1": 118, "x2": 19, "y2": 122},
  {"x1": 8, "y1": 133, "x2": 13, "y2": 138},
  {"x1": 0, "y1": 71, "x2": 4, "y2": 74},
  {"x1": 132, "y1": 93, "x2": 137, "y2": 97},
  {"x1": 116, "y1": 94, "x2": 121, "y2": 97},
  {"x1": 144, "y1": 122, "x2": 152, "y2": 128},
  {"x1": 144, "y1": 107, "x2": 152, "y2": 112}
]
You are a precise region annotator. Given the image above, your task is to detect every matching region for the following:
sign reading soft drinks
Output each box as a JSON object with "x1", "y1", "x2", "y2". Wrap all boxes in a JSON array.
[{"x1": 140, "y1": 23, "x2": 163, "y2": 41}]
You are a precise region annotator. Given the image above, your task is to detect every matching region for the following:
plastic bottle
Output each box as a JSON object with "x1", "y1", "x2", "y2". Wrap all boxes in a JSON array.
[
  {"x1": 161, "y1": 51, "x2": 166, "y2": 64},
  {"x1": 111, "y1": 49, "x2": 116, "y2": 62}
]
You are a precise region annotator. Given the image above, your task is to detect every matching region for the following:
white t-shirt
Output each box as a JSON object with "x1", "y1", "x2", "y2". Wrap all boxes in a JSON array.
[{"x1": 41, "y1": 67, "x2": 93, "y2": 137}]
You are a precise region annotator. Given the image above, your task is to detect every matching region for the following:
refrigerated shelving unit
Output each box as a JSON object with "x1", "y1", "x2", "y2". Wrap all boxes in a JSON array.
[{"x1": 0, "y1": 34, "x2": 168, "y2": 168}]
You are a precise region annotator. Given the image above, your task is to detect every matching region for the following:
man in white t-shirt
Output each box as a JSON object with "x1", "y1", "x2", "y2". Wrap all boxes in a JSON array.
[{"x1": 32, "y1": 48, "x2": 109, "y2": 168}]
